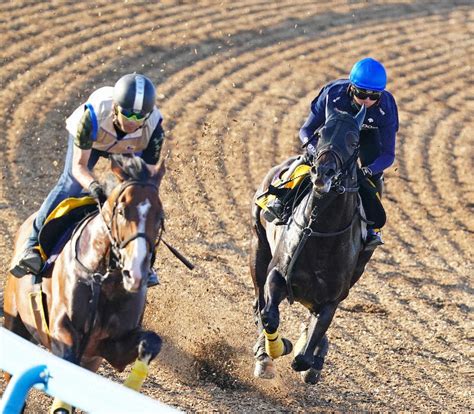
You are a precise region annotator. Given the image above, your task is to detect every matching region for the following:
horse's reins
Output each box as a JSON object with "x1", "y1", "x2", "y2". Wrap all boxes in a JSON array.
[{"x1": 285, "y1": 147, "x2": 360, "y2": 304}]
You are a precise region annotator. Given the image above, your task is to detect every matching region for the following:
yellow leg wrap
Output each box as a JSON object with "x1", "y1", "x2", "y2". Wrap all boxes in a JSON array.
[
  {"x1": 264, "y1": 330, "x2": 285, "y2": 359},
  {"x1": 50, "y1": 398, "x2": 72, "y2": 414},
  {"x1": 293, "y1": 329, "x2": 307, "y2": 357},
  {"x1": 124, "y1": 359, "x2": 149, "y2": 391}
]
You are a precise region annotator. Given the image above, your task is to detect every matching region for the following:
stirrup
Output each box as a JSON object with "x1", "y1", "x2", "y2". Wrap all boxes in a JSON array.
[
  {"x1": 147, "y1": 270, "x2": 160, "y2": 288},
  {"x1": 365, "y1": 230, "x2": 384, "y2": 250}
]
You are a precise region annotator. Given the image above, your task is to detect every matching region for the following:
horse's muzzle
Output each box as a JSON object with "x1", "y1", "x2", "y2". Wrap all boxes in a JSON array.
[
  {"x1": 122, "y1": 269, "x2": 144, "y2": 292},
  {"x1": 311, "y1": 165, "x2": 335, "y2": 193}
]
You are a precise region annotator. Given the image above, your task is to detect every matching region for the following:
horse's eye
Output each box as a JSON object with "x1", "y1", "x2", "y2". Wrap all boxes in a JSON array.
[{"x1": 116, "y1": 205, "x2": 125, "y2": 216}]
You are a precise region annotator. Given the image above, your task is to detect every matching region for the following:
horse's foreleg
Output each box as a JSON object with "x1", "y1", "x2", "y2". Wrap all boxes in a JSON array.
[
  {"x1": 50, "y1": 312, "x2": 81, "y2": 364},
  {"x1": 261, "y1": 267, "x2": 286, "y2": 333},
  {"x1": 294, "y1": 324, "x2": 329, "y2": 384},
  {"x1": 260, "y1": 268, "x2": 292, "y2": 360},
  {"x1": 292, "y1": 303, "x2": 337, "y2": 372},
  {"x1": 99, "y1": 329, "x2": 162, "y2": 392},
  {"x1": 49, "y1": 313, "x2": 81, "y2": 414}
]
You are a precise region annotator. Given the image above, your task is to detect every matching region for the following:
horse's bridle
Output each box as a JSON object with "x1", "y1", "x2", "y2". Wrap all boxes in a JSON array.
[
  {"x1": 99, "y1": 180, "x2": 163, "y2": 271},
  {"x1": 313, "y1": 142, "x2": 360, "y2": 194}
]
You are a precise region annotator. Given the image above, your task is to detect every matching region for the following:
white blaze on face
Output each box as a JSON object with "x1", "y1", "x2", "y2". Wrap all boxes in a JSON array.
[{"x1": 123, "y1": 199, "x2": 151, "y2": 291}]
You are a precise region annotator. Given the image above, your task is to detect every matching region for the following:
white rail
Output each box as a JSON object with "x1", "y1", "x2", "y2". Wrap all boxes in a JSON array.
[{"x1": 0, "y1": 328, "x2": 180, "y2": 413}]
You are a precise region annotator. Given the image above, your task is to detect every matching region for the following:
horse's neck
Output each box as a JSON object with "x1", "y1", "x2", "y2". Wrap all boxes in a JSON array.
[
  {"x1": 72, "y1": 213, "x2": 110, "y2": 273},
  {"x1": 307, "y1": 188, "x2": 357, "y2": 230}
]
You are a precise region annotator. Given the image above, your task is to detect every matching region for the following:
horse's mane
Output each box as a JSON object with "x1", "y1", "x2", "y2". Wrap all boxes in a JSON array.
[{"x1": 111, "y1": 154, "x2": 150, "y2": 182}]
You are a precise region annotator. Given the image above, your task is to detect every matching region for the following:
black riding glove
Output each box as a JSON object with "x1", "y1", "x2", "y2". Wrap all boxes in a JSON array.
[
  {"x1": 88, "y1": 181, "x2": 107, "y2": 204},
  {"x1": 361, "y1": 166, "x2": 373, "y2": 177}
]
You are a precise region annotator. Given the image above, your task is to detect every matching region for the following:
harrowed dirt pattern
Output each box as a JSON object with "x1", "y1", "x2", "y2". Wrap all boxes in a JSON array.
[{"x1": 0, "y1": 1, "x2": 472, "y2": 412}]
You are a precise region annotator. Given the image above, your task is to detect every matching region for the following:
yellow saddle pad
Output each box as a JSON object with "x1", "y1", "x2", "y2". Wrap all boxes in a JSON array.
[
  {"x1": 38, "y1": 196, "x2": 97, "y2": 261},
  {"x1": 256, "y1": 164, "x2": 311, "y2": 211}
]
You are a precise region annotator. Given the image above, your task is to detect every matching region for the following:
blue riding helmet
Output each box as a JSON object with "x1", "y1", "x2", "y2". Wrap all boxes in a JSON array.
[{"x1": 349, "y1": 58, "x2": 387, "y2": 91}]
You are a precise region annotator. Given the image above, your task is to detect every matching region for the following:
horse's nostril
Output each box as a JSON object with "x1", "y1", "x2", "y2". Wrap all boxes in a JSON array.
[{"x1": 123, "y1": 270, "x2": 131, "y2": 279}]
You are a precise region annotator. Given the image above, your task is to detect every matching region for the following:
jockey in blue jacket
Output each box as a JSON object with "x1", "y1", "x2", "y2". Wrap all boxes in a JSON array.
[
  {"x1": 270, "y1": 58, "x2": 399, "y2": 247},
  {"x1": 10, "y1": 74, "x2": 165, "y2": 286}
]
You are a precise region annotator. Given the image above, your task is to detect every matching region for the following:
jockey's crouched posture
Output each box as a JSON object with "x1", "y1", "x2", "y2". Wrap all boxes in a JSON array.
[
  {"x1": 10, "y1": 74, "x2": 164, "y2": 287},
  {"x1": 267, "y1": 58, "x2": 399, "y2": 249}
]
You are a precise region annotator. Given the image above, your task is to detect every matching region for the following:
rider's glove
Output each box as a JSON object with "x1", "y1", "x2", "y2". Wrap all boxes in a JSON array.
[
  {"x1": 361, "y1": 166, "x2": 373, "y2": 177},
  {"x1": 88, "y1": 181, "x2": 107, "y2": 204},
  {"x1": 306, "y1": 142, "x2": 317, "y2": 157}
]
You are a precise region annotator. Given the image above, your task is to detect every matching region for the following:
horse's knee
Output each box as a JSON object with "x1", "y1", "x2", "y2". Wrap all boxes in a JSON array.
[{"x1": 260, "y1": 308, "x2": 279, "y2": 334}]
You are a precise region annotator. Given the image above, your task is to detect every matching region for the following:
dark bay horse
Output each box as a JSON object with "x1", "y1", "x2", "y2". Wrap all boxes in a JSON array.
[
  {"x1": 250, "y1": 100, "x2": 375, "y2": 383},
  {"x1": 4, "y1": 155, "x2": 165, "y2": 412}
]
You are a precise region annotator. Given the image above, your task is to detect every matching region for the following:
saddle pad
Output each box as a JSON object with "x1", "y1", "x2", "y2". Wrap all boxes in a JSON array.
[
  {"x1": 256, "y1": 164, "x2": 311, "y2": 211},
  {"x1": 38, "y1": 196, "x2": 98, "y2": 260}
]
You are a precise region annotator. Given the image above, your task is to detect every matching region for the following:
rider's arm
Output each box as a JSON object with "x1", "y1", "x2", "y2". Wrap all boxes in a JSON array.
[
  {"x1": 368, "y1": 126, "x2": 396, "y2": 175},
  {"x1": 71, "y1": 108, "x2": 98, "y2": 189},
  {"x1": 141, "y1": 122, "x2": 165, "y2": 175},
  {"x1": 299, "y1": 111, "x2": 324, "y2": 156},
  {"x1": 299, "y1": 86, "x2": 328, "y2": 155},
  {"x1": 367, "y1": 95, "x2": 399, "y2": 175}
]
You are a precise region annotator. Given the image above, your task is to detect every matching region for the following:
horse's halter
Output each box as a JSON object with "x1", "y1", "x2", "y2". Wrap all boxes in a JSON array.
[
  {"x1": 99, "y1": 180, "x2": 163, "y2": 271},
  {"x1": 312, "y1": 132, "x2": 360, "y2": 194}
]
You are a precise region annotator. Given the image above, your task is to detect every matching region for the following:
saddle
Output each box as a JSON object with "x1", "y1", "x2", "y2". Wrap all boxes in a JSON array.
[
  {"x1": 37, "y1": 196, "x2": 98, "y2": 274},
  {"x1": 256, "y1": 164, "x2": 386, "y2": 231},
  {"x1": 256, "y1": 164, "x2": 312, "y2": 219}
]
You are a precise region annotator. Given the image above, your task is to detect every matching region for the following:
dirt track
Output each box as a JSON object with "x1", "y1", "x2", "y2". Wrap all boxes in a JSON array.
[{"x1": 0, "y1": 1, "x2": 473, "y2": 412}]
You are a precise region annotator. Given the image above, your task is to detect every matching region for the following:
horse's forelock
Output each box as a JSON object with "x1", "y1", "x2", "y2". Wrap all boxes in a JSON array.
[{"x1": 112, "y1": 154, "x2": 150, "y2": 182}]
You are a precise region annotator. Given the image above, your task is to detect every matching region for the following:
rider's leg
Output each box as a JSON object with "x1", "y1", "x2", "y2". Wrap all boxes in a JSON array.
[
  {"x1": 359, "y1": 130, "x2": 385, "y2": 247},
  {"x1": 11, "y1": 135, "x2": 100, "y2": 276}
]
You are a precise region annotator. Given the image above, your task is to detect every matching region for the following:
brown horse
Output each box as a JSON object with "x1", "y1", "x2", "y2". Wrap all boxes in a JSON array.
[
  {"x1": 250, "y1": 100, "x2": 375, "y2": 384},
  {"x1": 4, "y1": 155, "x2": 165, "y2": 413}
]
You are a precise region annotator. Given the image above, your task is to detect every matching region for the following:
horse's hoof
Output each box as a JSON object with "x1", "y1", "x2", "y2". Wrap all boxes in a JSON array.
[
  {"x1": 254, "y1": 355, "x2": 275, "y2": 379},
  {"x1": 301, "y1": 368, "x2": 322, "y2": 384},
  {"x1": 291, "y1": 354, "x2": 312, "y2": 372}
]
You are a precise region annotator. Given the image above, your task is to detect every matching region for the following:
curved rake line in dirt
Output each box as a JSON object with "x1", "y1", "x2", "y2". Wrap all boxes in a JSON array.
[
  {"x1": 393, "y1": 65, "x2": 472, "y2": 254},
  {"x1": 423, "y1": 105, "x2": 472, "y2": 236},
  {"x1": 1, "y1": 2, "x2": 472, "y2": 410},
  {"x1": 380, "y1": 55, "x2": 472, "y2": 264},
  {"x1": 0, "y1": 0, "x2": 331, "y2": 113},
  {"x1": 333, "y1": 299, "x2": 468, "y2": 405},
  {"x1": 1, "y1": 2, "x2": 353, "y2": 216},
  {"x1": 168, "y1": 12, "x2": 474, "y2": 408},
  {"x1": 425, "y1": 87, "x2": 473, "y2": 207},
  {"x1": 157, "y1": 7, "x2": 428, "y2": 217},
  {"x1": 139, "y1": 4, "x2": 472, "y2": 304},
  {"x1": 0, "y1": 4, "x2": 466, "y2": 290},
  {"x1": 0, "y1": 4, "x2": 378, "y2": 239}
]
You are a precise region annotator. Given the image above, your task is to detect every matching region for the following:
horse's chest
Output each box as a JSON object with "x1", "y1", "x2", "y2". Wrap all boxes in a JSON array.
[{"x1": 96, "y1": 301, "x2": 143, "y2": 338}]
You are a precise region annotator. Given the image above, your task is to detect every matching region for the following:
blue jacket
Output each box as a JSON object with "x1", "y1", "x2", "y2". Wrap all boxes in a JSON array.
[{"x1": 299, "y1": 79, "x2": 399, "y2": 175}]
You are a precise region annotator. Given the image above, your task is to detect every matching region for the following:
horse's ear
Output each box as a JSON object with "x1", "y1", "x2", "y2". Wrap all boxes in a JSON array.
[
  {"x1": 110, "y1": 155, "x2": 128, "y2": 182},
  {"x1": 355, "y1": 104, "x2": 366, "y2": 130},
  {"x1": 325, "y1": 95, "x2": 335, "y2": 119},
  {"x1": 152, "y1": 159, "x2": 166, "y2": 188}
]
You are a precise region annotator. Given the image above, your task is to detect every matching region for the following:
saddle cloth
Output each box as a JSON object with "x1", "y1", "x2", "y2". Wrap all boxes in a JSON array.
[
  {"x1": 256, "y1": 164, "x2": 311, "y2": 212},
  {"x1": 37, "y1": 196, "x2": 98, "y2": 272},
  {"x1": 256, "y1": 164, "x2": 386, "y2": 240}
]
